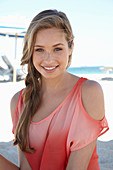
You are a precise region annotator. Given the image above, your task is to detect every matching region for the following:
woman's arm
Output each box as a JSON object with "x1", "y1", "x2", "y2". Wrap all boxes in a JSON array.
[
  {"x1": 18, "y1": 146, "x2": 32, "y2": 170},
  {"x1": 66, "y1": 139, "x2": 97, "y2": 170},
  {"x1": 0, "y1": 150, "x2": 32, "y2": 170},
  {"x1": 66, "y1": 80, "x2": 105, "y2": 170},
  {"x1": 0, "y1": 154, "x2": 19, "y2": 170},
  {"x1": 10, "y1": 91, "x2": 32, "y2": 170},
  {"x1": 0, "y1": 92, "x2": 21, "y2": 170}
]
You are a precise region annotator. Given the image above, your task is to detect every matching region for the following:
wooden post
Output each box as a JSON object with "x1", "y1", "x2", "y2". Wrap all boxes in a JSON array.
[{"x1": 13, "y1": 33, "x2": 17, "y2": 82}]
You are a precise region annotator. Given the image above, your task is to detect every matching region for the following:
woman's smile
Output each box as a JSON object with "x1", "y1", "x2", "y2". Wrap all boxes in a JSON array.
[
  {"x1": 33, "y1": 27, "x2": 73, "y2": 79},
  {"x1": 41, "y1": 65, "x2": 59, "y2": 72}
]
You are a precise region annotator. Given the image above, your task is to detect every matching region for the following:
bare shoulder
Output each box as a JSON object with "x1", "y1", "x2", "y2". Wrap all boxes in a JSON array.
[
  {"x1": 81, "y1": 79, "x2": 105, "y2": 120},
  {"x1": 82, "y1": 79, "x2": 103, "y2": 93},
  {"x1": 10, "y1": 90, "x2": 21, "y2": 121}
]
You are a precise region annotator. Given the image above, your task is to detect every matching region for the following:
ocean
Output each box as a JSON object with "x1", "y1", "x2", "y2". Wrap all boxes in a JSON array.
[{"x1": 67, "y1": 66, "x2": 113, "y2": 75}]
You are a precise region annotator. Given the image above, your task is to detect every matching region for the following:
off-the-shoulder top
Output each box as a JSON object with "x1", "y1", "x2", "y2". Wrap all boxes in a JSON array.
[{"x1": 12, "y1": 77, "x2": 109, "y2": 170}]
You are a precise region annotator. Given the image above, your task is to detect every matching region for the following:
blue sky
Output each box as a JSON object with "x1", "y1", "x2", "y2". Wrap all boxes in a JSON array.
[{"x1": 0, "y1": 0, "x2": 113, "y2": 67}]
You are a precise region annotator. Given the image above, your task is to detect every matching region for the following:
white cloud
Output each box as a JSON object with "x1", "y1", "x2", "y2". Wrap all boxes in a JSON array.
[{"x1": 0, "y1": 14, "x2": 30, "y2": 28}]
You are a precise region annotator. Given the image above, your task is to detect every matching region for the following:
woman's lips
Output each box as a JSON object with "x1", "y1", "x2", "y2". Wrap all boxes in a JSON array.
[{"x1": 41, "y1": 65, "x2": 59, "y2": 72}]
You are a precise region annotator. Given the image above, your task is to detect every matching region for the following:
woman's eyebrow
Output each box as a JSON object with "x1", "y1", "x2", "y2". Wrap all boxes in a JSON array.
[
  {"x1": 34, "y1": 45, "x2": 44, "y2": 47},
  {"x1": 53, "y1": 43, "x2": 64, "y2": 47},
  {"x1": 34, "y1": 43, "x2": 64, "y2": 47}
]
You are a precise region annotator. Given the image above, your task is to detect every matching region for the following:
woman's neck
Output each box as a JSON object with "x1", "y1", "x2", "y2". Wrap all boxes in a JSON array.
[{"x1": 41, "y1": 71, "x2": 71, "y2": 94}]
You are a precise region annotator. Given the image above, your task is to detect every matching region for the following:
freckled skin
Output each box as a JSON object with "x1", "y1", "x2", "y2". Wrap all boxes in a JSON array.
[{"x1": 33, "y1": 27, "x2": 72, "y2": 80}]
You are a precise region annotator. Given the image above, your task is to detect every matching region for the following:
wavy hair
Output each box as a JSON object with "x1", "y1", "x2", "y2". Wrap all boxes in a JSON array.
[{"x1": 13, "y1": 9, "x2": 74, "y2": 153}]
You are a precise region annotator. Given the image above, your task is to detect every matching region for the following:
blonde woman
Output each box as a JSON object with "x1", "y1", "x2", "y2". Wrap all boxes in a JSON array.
[{"x1": 0, "y1": 9, "x2": 109, "y2": 170}]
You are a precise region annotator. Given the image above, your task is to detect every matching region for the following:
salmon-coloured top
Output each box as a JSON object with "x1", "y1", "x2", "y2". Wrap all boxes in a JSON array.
[{"x1": 12, "y1": 77, "x2": 109, "y2": 170}]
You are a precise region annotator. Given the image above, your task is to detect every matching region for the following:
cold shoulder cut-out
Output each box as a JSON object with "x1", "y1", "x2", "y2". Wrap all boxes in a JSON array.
[{"x1": 12, "y1": 77, "x2": 109, "y2": 170}]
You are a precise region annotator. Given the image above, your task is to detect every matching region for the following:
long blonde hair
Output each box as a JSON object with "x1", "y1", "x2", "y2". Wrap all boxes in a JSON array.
[{"x1": 13, "y1": 9, "x2": 74, "y2": 153}]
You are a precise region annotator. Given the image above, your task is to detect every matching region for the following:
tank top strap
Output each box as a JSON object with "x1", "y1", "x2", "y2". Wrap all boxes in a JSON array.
[
  {"x1": 77, "y1": 77, "x2": 88, "y2": 88},
  {"x1": 12, "y1": 88, "x2": 24, "y2": 134},
  {"x1": 73, "y1": 77, "x2": 88, "y2": 96},
  {"x1": 13, "y1": 88, "x2": 24, "y2": 121}
]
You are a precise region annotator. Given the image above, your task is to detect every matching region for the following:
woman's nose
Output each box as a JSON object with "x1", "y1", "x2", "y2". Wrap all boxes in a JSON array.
[{"x1": 45, "y1": 51, "x2": 53, "y2": 61}]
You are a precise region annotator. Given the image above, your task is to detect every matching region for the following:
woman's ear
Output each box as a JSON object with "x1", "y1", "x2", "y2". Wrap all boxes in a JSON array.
[
  {"x1": 69, "y1": 41, "x2": 74, "y2": 55},
  {"x1": 71, "y1": 41, "x2": 74, "y2": 51}
]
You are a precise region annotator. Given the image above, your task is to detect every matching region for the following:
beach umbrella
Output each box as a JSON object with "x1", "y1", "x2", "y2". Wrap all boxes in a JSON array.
[
  {"x1": 0, "y1": 26, "x2": 26, "y2": 81},
  {"x1": 0, "y1": 26, "x2": 26, "y2": 59}
]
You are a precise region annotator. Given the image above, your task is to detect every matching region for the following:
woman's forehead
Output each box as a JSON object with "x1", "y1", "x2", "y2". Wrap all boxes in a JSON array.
[
  {"x1": 34, "y1": 28, "x2": 67, "y2": 45},
  {"x1": 36, "y1": 27, "x2": 64, "y2": 36}
]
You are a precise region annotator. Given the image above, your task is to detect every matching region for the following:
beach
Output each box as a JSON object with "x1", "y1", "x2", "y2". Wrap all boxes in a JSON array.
[{"x1": 0, "y1": 74, "x2": 113, "y2": 169}]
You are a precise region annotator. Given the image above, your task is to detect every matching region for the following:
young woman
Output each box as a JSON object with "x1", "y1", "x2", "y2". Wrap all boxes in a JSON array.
[{"x1": 0, "y1": 9, "x2": 109, "y2": 170}]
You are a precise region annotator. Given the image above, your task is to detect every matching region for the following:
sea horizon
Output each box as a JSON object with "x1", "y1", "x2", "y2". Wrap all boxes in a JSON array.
[{"x1": 67, "y1": 66, "x2": 113, "y2": 75}]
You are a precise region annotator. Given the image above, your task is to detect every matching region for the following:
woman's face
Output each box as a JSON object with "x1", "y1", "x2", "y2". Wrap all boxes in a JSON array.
[{"x1": 33, "y1": 27, "x2": 73, "y2": 79}]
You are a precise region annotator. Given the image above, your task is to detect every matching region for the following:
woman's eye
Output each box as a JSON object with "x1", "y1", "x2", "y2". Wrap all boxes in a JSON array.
[
  {"x1": 55, "y1": 48, "x2": 62, "y2": 51},
  {"x1": 35, "y1": 48, "x2": 43, "y2": 52}
]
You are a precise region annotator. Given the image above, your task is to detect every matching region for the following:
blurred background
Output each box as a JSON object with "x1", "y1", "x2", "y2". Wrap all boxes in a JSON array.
[{"x1": 0, "y1": 0, "x2": 113, "y2": 82}]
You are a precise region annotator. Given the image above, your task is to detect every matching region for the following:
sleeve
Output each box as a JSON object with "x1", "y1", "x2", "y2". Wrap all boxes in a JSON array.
[
  {"x1": 12, "y1": 89, "x2": 24, "y2": 135},
  {"x1": 67, "y1": 102, "x2": 109, "y2": 152}
]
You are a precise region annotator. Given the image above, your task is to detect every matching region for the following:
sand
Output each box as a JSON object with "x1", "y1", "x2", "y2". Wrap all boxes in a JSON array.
[{"x1": 0, "y1": 74, "x2": 113, "y2": 169}]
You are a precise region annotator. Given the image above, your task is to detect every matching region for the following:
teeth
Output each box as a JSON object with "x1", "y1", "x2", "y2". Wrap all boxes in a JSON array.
[{"x1": 44, "y1": 66, "x2": 56, "y2": 70}]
